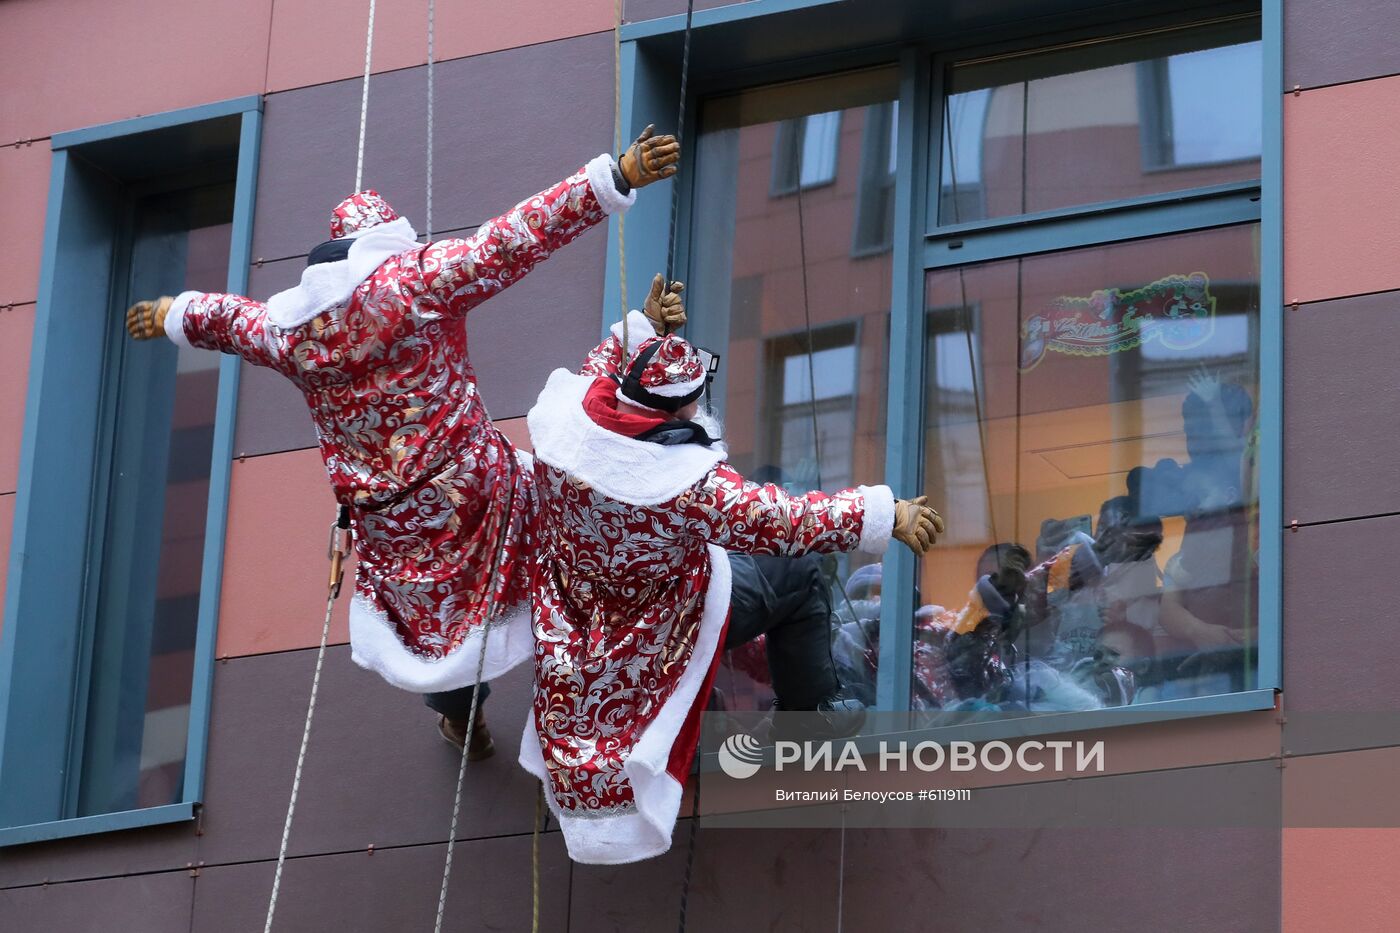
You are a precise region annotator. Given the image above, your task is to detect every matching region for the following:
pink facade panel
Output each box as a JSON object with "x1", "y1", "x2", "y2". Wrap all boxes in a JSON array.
[
  {"x1": 216, "y1": 448, "x2": 353, "y2": 659},
  {"x1": 264, "y1": 0, "x2": 615, "y2": 94},
  {"x1": 1285, "y1": 76, "x2": 1400, "y2": 304},
  {"x1": 0, "y1": 493, "x2": 12, "y2": 644},
  {"x1": 0, "y1": 144, "x2": 48, "y2": 306},
  {"x1": 0, "y1": 306, "x2": 35, "y2": 495},
  {"x1": 0, "y1": 0, "x2": 273, "y2": 142},
  {"x1": 1284, "y1": 828, "x2": 1400, "y2": 933}
]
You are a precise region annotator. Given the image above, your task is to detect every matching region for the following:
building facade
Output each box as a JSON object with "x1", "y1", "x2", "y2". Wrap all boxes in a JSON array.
[{"x1": 0, "y1": 0, "x2": 1396, "y2": 929}]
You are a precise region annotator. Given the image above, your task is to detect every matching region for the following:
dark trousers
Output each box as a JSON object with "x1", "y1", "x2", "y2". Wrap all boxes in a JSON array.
[{"x1": 423, "y1": 552, "x2": 840, "y2": 719}]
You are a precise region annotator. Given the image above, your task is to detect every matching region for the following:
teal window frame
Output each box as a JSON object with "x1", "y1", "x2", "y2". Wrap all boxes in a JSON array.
[
  {"x1": 610, "y1": 0, "x2": 1281, "y2": 732},
  {"x1": 0, "y1": 96, "x2": 261, "y2": 847}
]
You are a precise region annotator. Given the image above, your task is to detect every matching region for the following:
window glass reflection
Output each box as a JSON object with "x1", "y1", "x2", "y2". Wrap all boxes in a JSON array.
[
  {"x1": 916, "y1": 225, "x2": 1260, "y2": 713},
  {"x1": 940, "y1": 23, "x2": 1261, "y2": 224},
  {"x1": 690, "y1": 68, "x2": 898, "y2": 711}
]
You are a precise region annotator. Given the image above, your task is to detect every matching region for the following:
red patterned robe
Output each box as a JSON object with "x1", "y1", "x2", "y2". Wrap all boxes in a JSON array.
[
  {"x1": 162, "y1": 156, "x2": 634, "y2": 692},
  {"x1": 521, "y1": 313, "x2": 897, "y2": 863}
]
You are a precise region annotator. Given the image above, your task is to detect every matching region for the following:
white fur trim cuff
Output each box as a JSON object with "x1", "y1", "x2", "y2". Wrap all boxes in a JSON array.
[
  {"x1": 857, "y1": 484, "x2": 896, "y2": 555},
  {"x1": 348, "y1": 593, "x2": 532, "y2": 693},
  {"x1": 586, "y1": 153, "x2": 637, "y2": 216},
  {"x1": 164, "y1": 291, "x2": 199, "y2": 349}
]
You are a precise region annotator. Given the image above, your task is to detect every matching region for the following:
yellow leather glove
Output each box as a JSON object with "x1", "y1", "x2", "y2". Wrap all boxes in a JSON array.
[
  {"x1": 893, "y1": 496, "x2": 946, "y2": 555},
  {"x1": 619, "y1": 124, "x2": 680, "y2": 189},
  {"x1": 125, "y1": 295, "x2": 174, "y2": 341},
  {"x1": 643, "y1": 272, "x2": 686, "y2": 335}
]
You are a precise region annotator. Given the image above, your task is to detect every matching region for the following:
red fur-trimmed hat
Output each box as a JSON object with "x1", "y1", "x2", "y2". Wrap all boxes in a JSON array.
[
  {"x1": 329, "y1": 190, "x2": 400, "y2": 239},
  {"x1": 618, "y1": 334, "x2": 707, "y2": 413}
]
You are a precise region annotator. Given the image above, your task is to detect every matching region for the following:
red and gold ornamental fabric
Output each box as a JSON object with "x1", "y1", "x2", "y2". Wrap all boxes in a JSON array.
[
  {"x1": 163, "y1": 156, "x2": 635, "y2": 693},
  {"x1": 521, "y1": 316, "x2": 895, "y2": 863}
]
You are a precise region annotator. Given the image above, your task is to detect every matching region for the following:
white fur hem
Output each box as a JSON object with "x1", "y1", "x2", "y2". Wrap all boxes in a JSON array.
[
  {"x1": 585, "y1": 153, "x2": 636, "y2": 216},
  {"x1": 857, "y1": 484, "x2": 895, "y2": 555},
  {"x1": 265, "y1": 216, "x2": 420, "y2": 330},
  {"x1": 528, "y1": 368, "x2": 727, "y2": 506},
  {"x1": 165, "y1": 291, "x2": 198, "y2": 349},
  {"x1": 347, "y1": 592, "x2": 532, "y2": 693},
  {"x1": 519, "y1": 544, "x2": 730, "y2": 864}
]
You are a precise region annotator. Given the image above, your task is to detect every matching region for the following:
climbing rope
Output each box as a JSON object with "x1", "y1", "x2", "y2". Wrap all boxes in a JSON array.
[
  {"x1": 433, "y1": 450, "x2": 516, "y2": 932},
  {"x1": 615, "y1": 0, "x2": 631, "y2": 355},
  {"x1": 424, "y1": 0, "x2": 435, "y2": 241},
  {"x1": 790, "y1": 128, "x2": 824, "y2": 490},
  {"x1": 354, "y1": 0, "x2": 378, "y2": 192},
  {"x1": 263, "y1": 509, "x2": 352, "y2": 933},
  {"x1": 664, "y1": 0, "x2": 697, "y2": 283}
]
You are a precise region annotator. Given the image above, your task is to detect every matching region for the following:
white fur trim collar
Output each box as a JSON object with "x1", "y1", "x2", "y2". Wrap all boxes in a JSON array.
[
  {"x1": 264, "y1": 216, "x2": 420, "y2": 331},
  {"x1": 527, "y1": 368, "x2": 728, "y2": 506},
  {"x1": 348, "y1": 591, "x2": 532, "y2": 692},
  {"x1": 518, "y1": 543, "x2": 730, "y2": 864}
]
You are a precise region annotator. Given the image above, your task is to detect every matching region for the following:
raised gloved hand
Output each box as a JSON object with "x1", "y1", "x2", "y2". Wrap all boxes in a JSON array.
[
  {"x1": 643, "y1": 272, "x2": 685, "y2": 335},
  {"x1": 893, "y1": 496, "x2": 946, "y2": 555},
  {"x1": 125, "y1": 295, "x2": 174, "y2": 341},
  {"x1": 619, "y1": 124, "x2": 680, "y2": 189}
]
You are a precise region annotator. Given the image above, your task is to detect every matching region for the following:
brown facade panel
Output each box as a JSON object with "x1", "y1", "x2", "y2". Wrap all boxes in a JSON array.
[
  {"x1": 1283, "y1": 290, "x2": 1400, "y2": 524},
  {"x1": 197, "y1": 646, "x2": 545, "y2": 866},
  {"x1": 1283, "y1": 513, "x2": 1400, "y2": 755},
  {"x1": 0, "y1": 867, "x2": 194, "y2": 931},
  {"x1": 1285, "y1": 0, "x2": 1400, "y2": 91},
  {"x1": 250, "y1": 31, "x2": 615, "y2": 263},
  {"x1": 569, "y1": 824, "x2": 843, "y2": 932},
  {"x1": 190, "y1": 832, "x2": 571, "y2": 933},
  {"x1": 0, "y1": 820, "x2": 197, "y2": 890}
]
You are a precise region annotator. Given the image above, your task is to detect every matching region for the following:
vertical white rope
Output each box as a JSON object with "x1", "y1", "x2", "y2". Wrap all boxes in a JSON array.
[
  {"x1": 424, "y1": 0, "x2": 435, "y2": 242},
  {"x1": 262, "y1": 589, "x2": 337, "y2": 933},
  {"x1": 355, "y1": 0, "x2": 378, "y2": 192},
  {"x1": 614, "y1": 0, "x2": 630, "y2": 353},
  {"x1": 433, "y1": 621, "x2": 491, "y2": 933}
]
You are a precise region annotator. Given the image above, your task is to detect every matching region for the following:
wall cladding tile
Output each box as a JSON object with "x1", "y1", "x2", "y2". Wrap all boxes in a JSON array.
[
  {"x1": 569, "y1": 825, "x2": 842, "y2": 933},
  {"x1": 0, "y1": 0, "x2": 272, "y2": 143},
  {"x1": 197, "y1": 646, "x2": 544, "y2": 865},
  {"x1": 266, "y1": 0, "x2": 615, "y2": 94},
  {"x1": 0, "y1": 304, "x2": 32, "y2": 496},
  {"x1": 191, "y1": 833, "x2": 569, "y2": 933},
  {"x1": 251, "y1": 31, "x2": 615, "y2": 263},
  {"x1": 1284, "y1": 77, "x2": 1400, "y2": 305},
  {"x1": 0, "y1": 869, "x2": 193, "y2": 932},
  {"x1": 1283, "y1": 290, "x2": 1400, "y2": 523},
  {"x1": 0, "y1": 145, "x2": 48, "y2": 307},
  {"x1": 0, "y1": 820, "x2": 197, "y2": 890},
  {"x1": 1283, "y1": 514, "x2": 1400, "y2": 735},
  {"x1": 1285, "y1": 0, "x2": 1400, "y2": 91},
  {"x1": 1284, "y1": 828, "x2": 1400, "y2": 933}
]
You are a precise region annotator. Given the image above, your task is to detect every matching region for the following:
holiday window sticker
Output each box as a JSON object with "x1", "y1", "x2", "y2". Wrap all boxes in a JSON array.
[{"x1": 1018, "y1": 271, "x2": 1217, "y2": 372}]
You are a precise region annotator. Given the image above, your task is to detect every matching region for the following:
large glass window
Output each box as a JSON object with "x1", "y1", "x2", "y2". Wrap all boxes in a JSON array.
[
  {"x1": 0, "y1": 103, "x2": 254, "y2": 844},
  {"x1": 918, "y1": 226, "x2": 1260, "y2": 713},
  {"x1": 939, "y1": 20, "x2": 1262, "y2": 224},
  {"x1": 914, "y1": 15, "x2": 1263, "y2": 716},
  {"x1": 78, "y1": 186, "x2": 230, "y2": 815},
  {"x1": 689, "y1": 68, "x2": 898, "y2": 710}
]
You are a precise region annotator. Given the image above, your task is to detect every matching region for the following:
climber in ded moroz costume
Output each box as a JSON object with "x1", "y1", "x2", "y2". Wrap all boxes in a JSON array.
[
  {"x1": 124, "y1": 129, "x2": 681, "y2": 721},
  {"x1": 522, "y1": 294, "x2": 945, "y2": 863}
]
